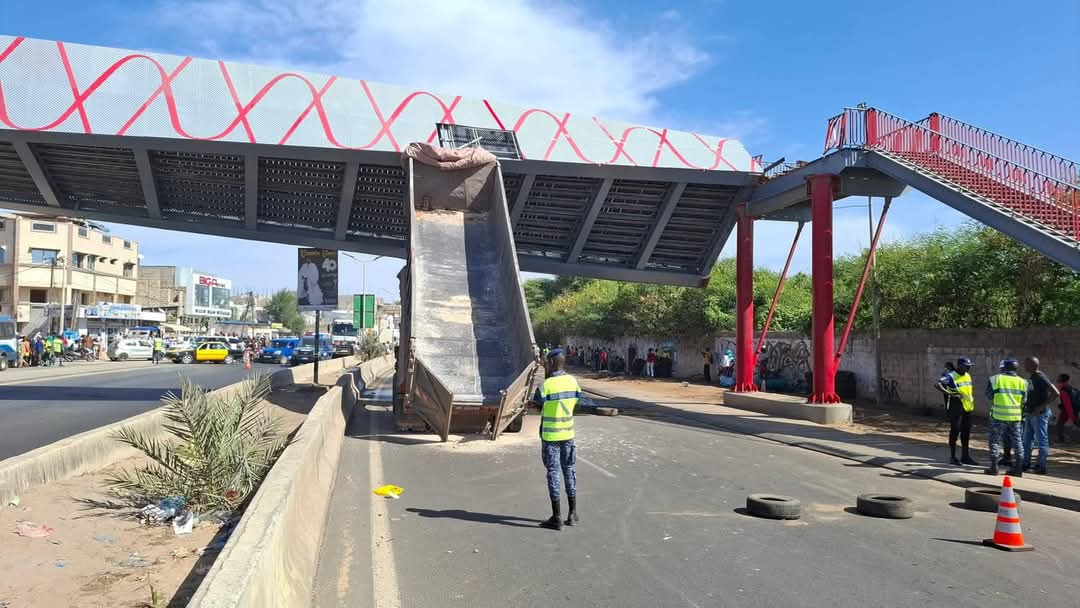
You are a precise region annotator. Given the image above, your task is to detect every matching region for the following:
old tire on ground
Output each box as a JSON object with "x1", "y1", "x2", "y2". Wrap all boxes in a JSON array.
[
  {"x1": 594, "y1": 406, "x2": 619, "y2": 416},
  {"x1": 965, "y1": 487, "x2": 1019, "y2": 512},
  {"x1": 505, "y1": 412, "x2": 524, "y2": 433},
  {"x1": 746, "y1": 494, "x2": 801, "y2": 520},
  {"x1": 856, "y1": 494, "x2": 914, "y2": 519}
]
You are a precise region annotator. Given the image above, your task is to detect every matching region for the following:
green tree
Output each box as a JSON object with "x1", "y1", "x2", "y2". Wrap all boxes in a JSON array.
[{"x1": 265, "y1": 289, "x2": 306, "y2": 334}]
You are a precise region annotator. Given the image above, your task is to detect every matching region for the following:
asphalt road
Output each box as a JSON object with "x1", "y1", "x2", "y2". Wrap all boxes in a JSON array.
[
  {"x1": 0, "y1": 361, "x2": 280, "y2": 460},
  {"x1": 315, "y1": 380, "x2": 1080, "y2": 608}
]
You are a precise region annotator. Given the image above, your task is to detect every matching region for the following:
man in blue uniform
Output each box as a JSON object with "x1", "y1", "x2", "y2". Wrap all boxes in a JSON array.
[{"x1": 531, "y1": 348, "x2": 581, "y2": 531}]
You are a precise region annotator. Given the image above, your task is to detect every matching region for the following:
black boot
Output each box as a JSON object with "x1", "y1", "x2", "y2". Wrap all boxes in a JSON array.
[
  {"x1": 960, "y1": 452, "x2": 979, "y2": 466},
  {"x1": 984, "y1": 463, "x2": 1000, "y2": 476},
  {"x1": 564, "y1": 496, "x2": 579, "y2": 527},
  {"x1": 540, "y1": 500, "x2": 563, "y2": 531}
]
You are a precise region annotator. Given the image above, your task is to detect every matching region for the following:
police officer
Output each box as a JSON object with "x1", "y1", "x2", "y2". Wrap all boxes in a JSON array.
[
  {"x1": 935, "y1": 357, "x2": 978, "y2": 466},
  {"x1": 51, "y1": 334, "x2": 64, "y2": 367},
  {"x1": 152, "y1": 333, "x2": 164, "y2": 365},
  {"x1": 532, "y1": 348, "x2": 581, "y2": 531},
  {"x1": 986, "y1": 359, "x2": 1027, "y2": 477}
]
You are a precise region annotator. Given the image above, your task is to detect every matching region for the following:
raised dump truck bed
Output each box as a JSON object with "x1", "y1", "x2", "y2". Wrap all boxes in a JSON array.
[{"x1": 393, "y1": 148, "x2": 539, "y2": 441}]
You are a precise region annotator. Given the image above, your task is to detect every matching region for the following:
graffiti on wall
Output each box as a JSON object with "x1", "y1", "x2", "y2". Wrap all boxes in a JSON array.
[{"x1": 879, "y1": 378, "x2": 902, "y2": 403}]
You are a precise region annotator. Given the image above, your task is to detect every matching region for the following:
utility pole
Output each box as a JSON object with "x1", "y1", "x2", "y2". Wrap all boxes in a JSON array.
[{"x1": 313, "y1": 308, "x2": 320, "y2": 385}]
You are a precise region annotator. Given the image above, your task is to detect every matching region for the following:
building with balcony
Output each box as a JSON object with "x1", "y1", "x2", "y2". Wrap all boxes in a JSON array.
[{"x1": 0, "y1": 213, "x2": 142, "y2": 334}]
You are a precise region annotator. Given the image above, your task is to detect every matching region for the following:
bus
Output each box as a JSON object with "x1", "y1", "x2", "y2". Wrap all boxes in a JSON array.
[{"x1": 0, "y1": 315, "x2": 17, "y2": 370}]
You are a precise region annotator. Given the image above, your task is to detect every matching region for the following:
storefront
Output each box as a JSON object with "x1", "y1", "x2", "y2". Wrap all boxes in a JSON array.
[{"x1": 76, "y1": 302, "x2": 166, "y2": 337}]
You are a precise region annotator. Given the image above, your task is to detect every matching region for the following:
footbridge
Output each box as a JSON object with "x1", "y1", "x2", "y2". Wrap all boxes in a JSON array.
[{"x1": 1, "y1": 35, "x2": 1077, "y2": 403}]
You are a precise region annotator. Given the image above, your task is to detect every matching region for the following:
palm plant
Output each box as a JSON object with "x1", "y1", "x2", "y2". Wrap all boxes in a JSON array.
[{"x1": 107, "y1": 373, "x2": 288, "y2": 511}]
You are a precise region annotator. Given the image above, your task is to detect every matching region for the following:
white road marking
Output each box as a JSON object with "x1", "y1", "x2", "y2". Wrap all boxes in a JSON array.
[
  {"x1": 578, "y1": 455, "x2": 617, "y2": 478},
  {"x1": 369, "y1": 411, "x2": 402, "y2": 608}
]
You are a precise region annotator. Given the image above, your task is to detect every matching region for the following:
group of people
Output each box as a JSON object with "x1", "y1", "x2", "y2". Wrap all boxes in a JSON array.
[
  {"x1": 935, "y1": 356, "x2": 1077, "y2": 477},
  {"x1": 15, "y1": 332, "x2": 94, "y2": 367}
]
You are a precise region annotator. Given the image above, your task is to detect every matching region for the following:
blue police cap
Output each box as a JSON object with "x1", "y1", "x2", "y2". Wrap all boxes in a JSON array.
[
  {"x1": 957, "y1": 357, "x2": 972, "y2": 367},
  {"x1": 1000, "y1": 358, "x2": 1019, "y2": 371},
  {"x1": 546, "y1": 348, "x2": 565, "y2": 359}
]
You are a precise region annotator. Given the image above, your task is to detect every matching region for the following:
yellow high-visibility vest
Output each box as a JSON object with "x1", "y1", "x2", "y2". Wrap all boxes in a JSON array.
[
  {"x1": 990, "y1": 373, "x2": 1026, "y2": 422},
  {"x1": 949, "y1": 371, "x2": 975, "y2": 412},
  {"x1": 540, "y1": 374, "x2": 580, "y2": 442}
]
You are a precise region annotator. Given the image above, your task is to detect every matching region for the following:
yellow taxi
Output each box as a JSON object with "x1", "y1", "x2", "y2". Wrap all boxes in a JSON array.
[{"x1": 169, "y1": 341, "x2": 236, "y2": 365}]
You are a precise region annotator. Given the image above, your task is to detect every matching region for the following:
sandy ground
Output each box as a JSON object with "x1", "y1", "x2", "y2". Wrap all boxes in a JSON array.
[{"x1": 0, "y1": 370, "x2": 350, "y2": 608}]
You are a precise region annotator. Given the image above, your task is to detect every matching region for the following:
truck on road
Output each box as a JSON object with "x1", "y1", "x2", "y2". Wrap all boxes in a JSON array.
[
  {"x1": 330, "y1": 320, "x2": 359, "y2": 357},
  {"x1": 0, "y1": 315, "x2": 17, "y2": 370},
  {"x1": 392, "y1": 145, "x2": 540, "y2": 441}
]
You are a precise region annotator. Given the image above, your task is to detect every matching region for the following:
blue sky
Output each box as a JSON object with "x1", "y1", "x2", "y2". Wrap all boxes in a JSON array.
[{"x1": 2, "y1": 0, "x2": 1077, "y2": 297}]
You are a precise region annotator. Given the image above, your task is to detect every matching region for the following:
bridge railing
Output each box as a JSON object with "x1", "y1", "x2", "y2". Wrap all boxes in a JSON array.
[
  {"x1": 936, "y1": 114, "x2": 1080, "y2": 187},
  {"x1": 825, "y1": 106, "x2": 1079, "y2": 243}
]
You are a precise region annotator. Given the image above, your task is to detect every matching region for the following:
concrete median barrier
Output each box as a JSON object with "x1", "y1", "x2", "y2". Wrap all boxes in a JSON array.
[
  {"x1": 189, "y1": 355, "x2": 393, "y2": 608},
  {"x1": 0, "y1": 354, "x2": 392, "y2": 505}
]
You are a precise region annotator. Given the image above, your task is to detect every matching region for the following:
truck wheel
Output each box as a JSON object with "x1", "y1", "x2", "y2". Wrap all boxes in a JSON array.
[{"x1": 505, "y1": 412, "x2": 524, "y2": 433}]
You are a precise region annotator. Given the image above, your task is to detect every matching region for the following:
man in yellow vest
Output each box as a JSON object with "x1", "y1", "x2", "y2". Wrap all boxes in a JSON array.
[
  {"x1": 985, "y1": 359, "x2": 1027, "y2": 477},
  {"x1": 152, "y1": 334, "x2": 164, "y2": 365},
  {"x1": 935, "y1": 357, "x2": 978, "y2": 466},
  {"x1": 531, "y1": 348, "x2": 581, "y2": 531},
  {"x1": 51, "y1": 334, "x2": 64, "y2": 367}
]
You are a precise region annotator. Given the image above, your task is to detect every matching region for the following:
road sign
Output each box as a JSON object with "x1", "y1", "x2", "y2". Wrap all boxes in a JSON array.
[
  {"x1": 354, "y1": 294, "x2": 377, "y2": 329},
  {"x1": 297, "y1": 248, "x2": 338, "y2": 311}
]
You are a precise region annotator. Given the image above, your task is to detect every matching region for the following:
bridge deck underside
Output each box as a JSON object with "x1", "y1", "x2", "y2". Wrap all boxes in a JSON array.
[{"x1": 0, "y1": 131, "x2": 753, "y2": 285}]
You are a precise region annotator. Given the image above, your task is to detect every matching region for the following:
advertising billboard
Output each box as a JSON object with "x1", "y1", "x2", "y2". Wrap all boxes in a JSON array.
[
  {"x1": 182, "y1": 271, "x2": 232, "y2": 317},
  {"x1": 297, "y1": 248, "x2": 338, "y2": 311}
]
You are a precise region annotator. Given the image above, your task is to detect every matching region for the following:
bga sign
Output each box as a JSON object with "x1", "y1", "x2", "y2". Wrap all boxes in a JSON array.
[{"x1": 189, "y1": 272, "x2": 232, "y2": 317}]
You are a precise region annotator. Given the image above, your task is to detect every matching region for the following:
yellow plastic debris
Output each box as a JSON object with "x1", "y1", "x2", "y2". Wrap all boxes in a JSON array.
[{"x1": 373, "y1": 484, "x2": 404, "y2": 498}]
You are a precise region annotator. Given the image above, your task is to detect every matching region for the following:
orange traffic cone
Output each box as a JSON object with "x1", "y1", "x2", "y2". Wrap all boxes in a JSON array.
[
  {"x1": 982, "y1": 476, "x2": 1034, "y2": 552},
  {"x1": 244, "y1": 354, "x2": 252, "y2": 370}
]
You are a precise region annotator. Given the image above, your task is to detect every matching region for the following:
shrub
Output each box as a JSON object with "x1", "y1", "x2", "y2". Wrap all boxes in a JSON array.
[{"x1": 106, "y1": 374, "x2": 288, "y2": 511}]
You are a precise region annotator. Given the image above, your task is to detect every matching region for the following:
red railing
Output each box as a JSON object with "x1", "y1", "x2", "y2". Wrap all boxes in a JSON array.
[
  {"x1": 827, "y1": 107, "x2": 1079, "y2": 243},
  {"x1": 936, "y1": 114, "x2": 1080, "y2": 188}
]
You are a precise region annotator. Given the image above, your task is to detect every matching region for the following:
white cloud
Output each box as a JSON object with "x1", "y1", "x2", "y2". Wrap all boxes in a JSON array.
[{"x1": 149, "y1": 0, "x2": 711, "y2": 122}]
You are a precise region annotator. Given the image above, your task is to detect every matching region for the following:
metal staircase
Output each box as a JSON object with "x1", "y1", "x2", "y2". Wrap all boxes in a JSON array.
[{"x1": 825, "y1": 107, "x2": 1080, "y2": 269}]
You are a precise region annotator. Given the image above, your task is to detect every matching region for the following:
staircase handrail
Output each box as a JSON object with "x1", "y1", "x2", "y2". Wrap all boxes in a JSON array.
[{"x1": 935, "y1": 113, "x2": 1080, "y2": 185}]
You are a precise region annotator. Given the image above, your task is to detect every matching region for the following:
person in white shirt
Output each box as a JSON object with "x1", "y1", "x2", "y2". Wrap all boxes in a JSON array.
[{"x1": 298, "y1": 261, "x2": 323, "y2": 306}]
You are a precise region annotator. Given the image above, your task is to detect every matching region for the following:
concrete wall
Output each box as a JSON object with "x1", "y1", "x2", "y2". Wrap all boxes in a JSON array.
[{"x1": 568, "y1": 328, "x2": 1080, "y2": 416}]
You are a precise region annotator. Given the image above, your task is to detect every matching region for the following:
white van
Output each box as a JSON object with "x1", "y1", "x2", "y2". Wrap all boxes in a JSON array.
[{"x1": 108, "y1": 338, "x2": 154, "y2": 361}]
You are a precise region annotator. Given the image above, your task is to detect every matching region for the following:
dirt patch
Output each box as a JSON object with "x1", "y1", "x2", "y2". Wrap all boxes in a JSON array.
[{"x1": 0, "y1": 373, "x2": 351, "y2": 608}]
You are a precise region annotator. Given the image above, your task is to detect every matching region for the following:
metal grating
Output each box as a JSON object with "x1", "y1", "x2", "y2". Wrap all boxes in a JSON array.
[
  {"x1": 347, "y1": 165, "x2": 408, "y2": 241},
  {"x1": 578, "y1": 179, "x2": 668, "y2": 266},
  {"x1": 513, "y1": 176, "x2": 602, "y2": 260},
  {"x1": 257, "y1": 157, "x2": 345, "y2": 231},
  {"x1": 437, "y1": 123, "x2": 522, "y2": 160},
  {"x1": 0, "y1": 142, "x2": 46, "y2": 206},
  {"x1": 647, "y1": 183, "x2": 738, "y2": 272},
  {"x1": 32, "y1": 144, "x2": 146, "y2": 213},
  {"x1": 152, "y1": 151, "x2": 245, "y2": 222},
  {"x1": 501, "y1": 172, "x2": 524, "y2": 208}
]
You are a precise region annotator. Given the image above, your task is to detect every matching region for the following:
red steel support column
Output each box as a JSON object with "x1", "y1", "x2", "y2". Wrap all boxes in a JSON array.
[
  {"x1": 733, "y1": 203, "x2": 757, "y2": 392},
  {"x1": 808, "y1": 175, "x2": 840, "y2": 403}
]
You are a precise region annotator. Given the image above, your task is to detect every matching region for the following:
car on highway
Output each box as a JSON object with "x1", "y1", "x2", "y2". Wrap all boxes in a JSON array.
[
  {"x1": 168, "y1": 340, "x2": 241, "y2": 365},
  {"x1": 258, "y1": 337, "x2": 300, "y2": 364},
  {"x1": 290, "y1": 334, "x2": 333, "y2": 366},
  {"x1": 108, "y1": 337, "x2": 156, "y2": 361}
]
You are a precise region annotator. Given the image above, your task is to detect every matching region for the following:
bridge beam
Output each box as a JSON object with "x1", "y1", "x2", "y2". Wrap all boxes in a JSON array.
[
  {"x1": 635, "y1": 182, "x2": 686, "y2": 269},
  {"x1": 566, "y1": 177, "x2": 613, "y2": 264},
  {"x1": 509, "y1": 173, "x2": 535, "y2": 226},
  {"x1": 334, "y1": 159, "x2": 361, "y2": 241},
  {"x1": 244, "y1": 154, "x2": 259, "y2": 231},
  {"x1": 11, "y1": 139, "x2": 61, "y2": 208},
  {"x1": 132, "y1": 146, "x2": 161, "y2": 220}
]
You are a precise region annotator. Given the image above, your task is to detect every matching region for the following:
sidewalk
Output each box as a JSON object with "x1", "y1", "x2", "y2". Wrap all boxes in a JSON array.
[{"x1": 576, "y1": 370, "x2": 1080, "y2": 512}]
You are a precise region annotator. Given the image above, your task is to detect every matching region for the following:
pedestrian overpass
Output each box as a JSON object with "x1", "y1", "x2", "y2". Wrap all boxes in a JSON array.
[{"x1": 1, "y1": 34, "x2": 1077, "y2": 401}]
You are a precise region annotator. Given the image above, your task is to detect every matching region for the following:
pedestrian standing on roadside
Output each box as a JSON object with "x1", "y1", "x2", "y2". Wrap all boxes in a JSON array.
[
  {"x1": 1056, "y1": 374, "x2": 1078, "y2": 443},
  {"x1": 20, "y1": 336, "x2": 30, "y2": 368},
  {"x1": 152, "y1": 333, "x2": 164, "y2": 365},
  {"x1": 940, "y1": 361, "x2": 956, "y2": 408},
  {"x1": 646, "y1": 348, "x2": 657, "y2": 378},
  {"x1": 599, "y1": 348, "x2": 608, "y2": 372},
  {"x1": 531, "y1": 349, "x2": 581, "y2": 531},
  {"x1": 31, "y1": 335, "x2": 43, "y2": 366},
  {"x1": 985, "y1": 359, "x2": 1027, "y2": 477},
  {"x1": 934, "y1": 357, "x2": 978, "y2": 466},
  {"x1": 51, "y1": 334, "x2": 64, "y2": 366},
  {"x1": 702, "y1": 347, "x2": 714, "y2": 384},
  {"x1": 1022, "y1": 357, "x2": 1059, "y2": 474}
]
